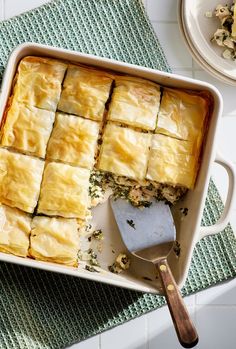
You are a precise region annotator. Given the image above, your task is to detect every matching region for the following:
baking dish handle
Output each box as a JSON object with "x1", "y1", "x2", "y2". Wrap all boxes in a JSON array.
[{"x1": 199, "y1": 153, "x2": 236, "y2": 240}]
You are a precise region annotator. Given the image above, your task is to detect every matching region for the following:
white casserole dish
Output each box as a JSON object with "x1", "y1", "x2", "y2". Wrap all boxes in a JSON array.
[{"x1": 0, "y1": 43, "x2": 235, "y2": 294}]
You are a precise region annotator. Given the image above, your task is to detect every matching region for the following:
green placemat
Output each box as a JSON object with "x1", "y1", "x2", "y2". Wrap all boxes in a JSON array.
[{"x1": 0, "y1": 1, "x2": 235, "y2": 348}]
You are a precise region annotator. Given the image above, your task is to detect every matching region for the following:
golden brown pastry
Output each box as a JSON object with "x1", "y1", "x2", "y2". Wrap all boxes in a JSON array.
[
  {"x1": 13, "y1": 56, "x2": 67, "y2": 112},
  {"x1": 29, "y1": 216, "x2": 79, "y2": 266},
  {"x1": 37, "y1": 162, "x2": 90, "y2": 219},
  {"x1": 107, "y1": 76, "x2": 161, "y2": 130},
  {"x1": 146, "y1": 134, "x2": 198, "y2": 189},
  {"x1": 47, "y1": 112, "x2": 100, "y2": 168},
  {"x1": 0, "y1": 204, "x2": 31, "y2": 257},
  {"x1": 58, "y1": 64, "x2": 113, "y2": 121},
  {"x1": 0, "y1": 148, "x2": 45, "y2": 213},
  {"x1": 156, "y1": 88, "x2": 208, "y2": 141},
  {"x1": 97, "y1": 123, "x2": 152, "y2": 180},
  {"x1": 1, "y1": 100, "x2": 55, "y2": 158}
]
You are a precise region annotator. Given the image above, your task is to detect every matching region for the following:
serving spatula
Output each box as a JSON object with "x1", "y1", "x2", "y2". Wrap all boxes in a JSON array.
[{"x1": 110, "y1": 198, "x2": 198, "y2": 348}]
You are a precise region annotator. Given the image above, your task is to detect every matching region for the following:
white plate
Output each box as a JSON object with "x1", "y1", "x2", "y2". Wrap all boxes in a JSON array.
[
  {"x1": 178, "y1": 0, "x2": 236, "y2": 86},
  {"x1": 182, "y1": 0, "x2": 236, "y2": 80}
]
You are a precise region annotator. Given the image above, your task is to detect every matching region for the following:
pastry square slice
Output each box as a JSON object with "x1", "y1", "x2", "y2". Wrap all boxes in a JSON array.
[
  {"x1": 1, "y1": 100, "x2": 55, "y2": 158},
  {"x1": 146, "y1": 134, "x2": 198, "y2": 189},
  {"x1": 47, "y1": 113, "x2": 100, "y2": 169},
  {"x1": 97, "y1": 123, "x2": 151, "y2": 180},
  {"x1": 107, "y1": 76, "x2": 161, "y2": 130},
  {"x1": 58, "y1": 64, "x2": 113, "y2": 121},
  {"x1": 38, "y1": 162, "x2": 90, "y2": 219},
  {"x1": 13, "y1": 56, "x2": 67, "y2": 112},
  {"x1": 0, "y1": 149, "x2": 45, "y2": 213},
  {"x1": 0, "y1": 204, "x2": 31, "y2": 257},
  {"x1": 156, "y1": 88, "x2": 208, "y2": 141},
  {"x1": 29, "y1": 216, "x2": 79, "y2": 266}
]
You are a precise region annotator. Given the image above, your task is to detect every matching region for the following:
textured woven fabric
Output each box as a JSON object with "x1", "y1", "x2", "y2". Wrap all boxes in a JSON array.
[{"x1": 0, "y1": 1, "x2": 235, "y2": 348}]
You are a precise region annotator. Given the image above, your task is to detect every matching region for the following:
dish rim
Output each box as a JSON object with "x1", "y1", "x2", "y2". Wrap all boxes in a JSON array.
[{"x1": 0, "y1": 42, "x2": 231, "y2": 294}]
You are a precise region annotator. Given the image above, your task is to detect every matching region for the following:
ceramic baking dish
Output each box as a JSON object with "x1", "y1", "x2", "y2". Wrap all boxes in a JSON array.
[{"x1": 0, "y1": 43, "x2": 235, "y2": 294}]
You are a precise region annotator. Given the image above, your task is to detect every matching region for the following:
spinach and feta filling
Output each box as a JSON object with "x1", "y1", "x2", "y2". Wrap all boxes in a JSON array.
[{"x1": 89, "y1": 170, "x2": 187, "y2": 208}]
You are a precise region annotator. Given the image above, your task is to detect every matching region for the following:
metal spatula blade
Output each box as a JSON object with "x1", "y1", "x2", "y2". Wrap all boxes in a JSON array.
[
  {"x1": 110, "y1": 198, "x2": 198, "y2": 349},
  {"x1": 110, "y1": 198, "x2": 175, "y2": 254}
]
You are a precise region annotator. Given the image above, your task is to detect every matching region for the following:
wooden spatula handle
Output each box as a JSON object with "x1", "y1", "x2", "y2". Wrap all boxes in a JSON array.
[{"x1": 155, "y1": 259, "x2": 198, "y2": 348}]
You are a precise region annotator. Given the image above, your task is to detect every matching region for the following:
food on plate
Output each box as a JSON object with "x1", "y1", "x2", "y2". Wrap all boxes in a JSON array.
[
  {"x1": 146, "y1": 134, "x2": 198, "y2": 189},
  {"x1": 85, "y1": 265, "x2": 99, "y2": 272},
  {"x1": 0, "y1": 204, "x2": 31, "y2": 257},
  {"x1": 107, "y1": 76, "x2": 161, "y2": 130},
  {"x1": 0, "y1": 55, "x2": 212, "y2": 268},
  {"x1": 108, "y1": 253, "x2": 131, "y2": 274},
  {"x1": 12, "y1": 56, "x2": 67, "y2": 111},
  {"x1": 58, "y1": 64, "x2": 113, "y2": 121},
  {"x1": 92, "y1": 229, "x2": 104, "y2": 240},
  {"x1": 0, "y1": 148, "x2": 44, "y2": 213},
  {"x1": 37, "y1": 162, "x2": 90, "y2": 219},
  {"x1": 29, "y1": 216, "x2": 79, "y2": 266},
  {"x1": 155, "y1": 88, "x2": 208, "y2": 142},
  {"x1": 78, "y1": 248, "x2": 100, "y2": 267},
  {"x1": 89, "y1": 170, "x2": 187, "y2": 207},
  {"x1": 46, "y1": 112, "x2": 100, "y2": 168},
  {"x1": 208, "y1": 2, "x2": 236, "y2": 60},
  {"x1": 97, "y1": 123, "x2": 152, "y2": 180},
  {"x1": 1, "y1": 101, "x2": 55, "y2": 158}
]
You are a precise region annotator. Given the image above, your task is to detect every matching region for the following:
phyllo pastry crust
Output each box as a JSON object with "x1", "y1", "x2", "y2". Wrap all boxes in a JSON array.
[
  {"x1": 146, "y1": 134, "x2": 198, "y2": 189},
  {"x1": 97, "y1": 123, "x2": 151, "y2": 180},
  {"x1": 1, "y1": 101, "x2": 55, "y2": 158},
  {"x1": 29, "y1": 216, "x2": 79, "y2": 266},
  {"x1": 107, "y1": 76, "x2": 161, "y2": 130},
  {"x1": 0, "y1": 204, "x2": 31, "y2": 257},
  {"x1": 0, "y1": 149, "x2": 45, "y2": 213},
  {"x1": 13, "y1": 56, "x2": 67, "y2": 112},
  {"x1": 38, "y1": 162, "x2": 90, "y2": 219},
  {"x1": 156, "y1": 88, "x2": 208, "y2": 141},
  {"x1": 47, "y1": 113, "x2": 100, "y2": 169},
  {"x1": 58, "y1": 65, "x2": 113, "y2": 121}
]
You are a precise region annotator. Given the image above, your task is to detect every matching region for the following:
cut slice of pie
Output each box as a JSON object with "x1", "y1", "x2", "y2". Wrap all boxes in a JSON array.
[
  {"x1": 58, "y1": 64, "x2": 113, "y2": 121},
  {"x1": 1, "y1": 100, "x2": 55, "y2": 158},
  {"x1": 47, "y1": 112, "x2": 100, "y2": 168},
  {"x1": 29, "y1": 216, "x2": 79, "y2": 266},
  {"x1": 37, "y1": 162, "x2": 90, "y2": 219},
  {"x1": 107, "y1": 76, "x2": 161, "y2": 130},
  {"x1": 156, "y1": 88, "x2": 208, "y2": 141},
  {"x1": 0, "y1": 148, "x2": 45, "y2": 213},
  {"x1": 146, "y1": 134, "x2": 198, "y2": 189},
  {"x1": 13, "y1": 56, "x2": 67, "y2": 112},
  {"x1": 97, "y1": 123, "x2": 151, "y2": 180},
  {"x1": 0, "y1": 204, "x2": 31, "y2": 257}
]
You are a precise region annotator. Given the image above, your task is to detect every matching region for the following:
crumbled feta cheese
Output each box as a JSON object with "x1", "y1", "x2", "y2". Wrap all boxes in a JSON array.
[
  {"x1": 108, "y1": 253, "x2": 131, "y2": 274},
  {"x1": 205, "y1": 11, "x2": 213, "y2": 18},
  {"x1": 208, "y1": 2, "x2": 236, "y2": 60},
  {"x1": 222, "y1": 48, "x2": 232, "y2": 58}
]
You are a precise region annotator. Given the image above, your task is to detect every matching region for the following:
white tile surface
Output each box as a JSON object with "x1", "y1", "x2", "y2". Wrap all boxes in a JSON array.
[
  {"x1": 68, "y1": 336, "x2": 99, "y2": 349},
  {"x1": 1, "y1": 1, "x2": 236, "y2": 349},
  {"x1": 146, "y1": 0, "x2": 177, "y2": 22},
  {"x1": 196, "y1": 306, "x2": 236, "y2": 349},
  {"x1": 195, "y1": 71, "x2": 236, "y2": 117},
  {"x1": 216, "y1": 117, "x2": 236, "y2": 164},
  {"x1": 100, "y1": 316, "x2": 147, "y2": 349},
  {"x1": 152, "y1": 23, "x2": 193, "y2": 68},
  {"x1": 4, "y1": 0, "x2": 48, "y2": 19},
  {"x1": 0, "y1": 0, "x2": 4, "y2": 20}
]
